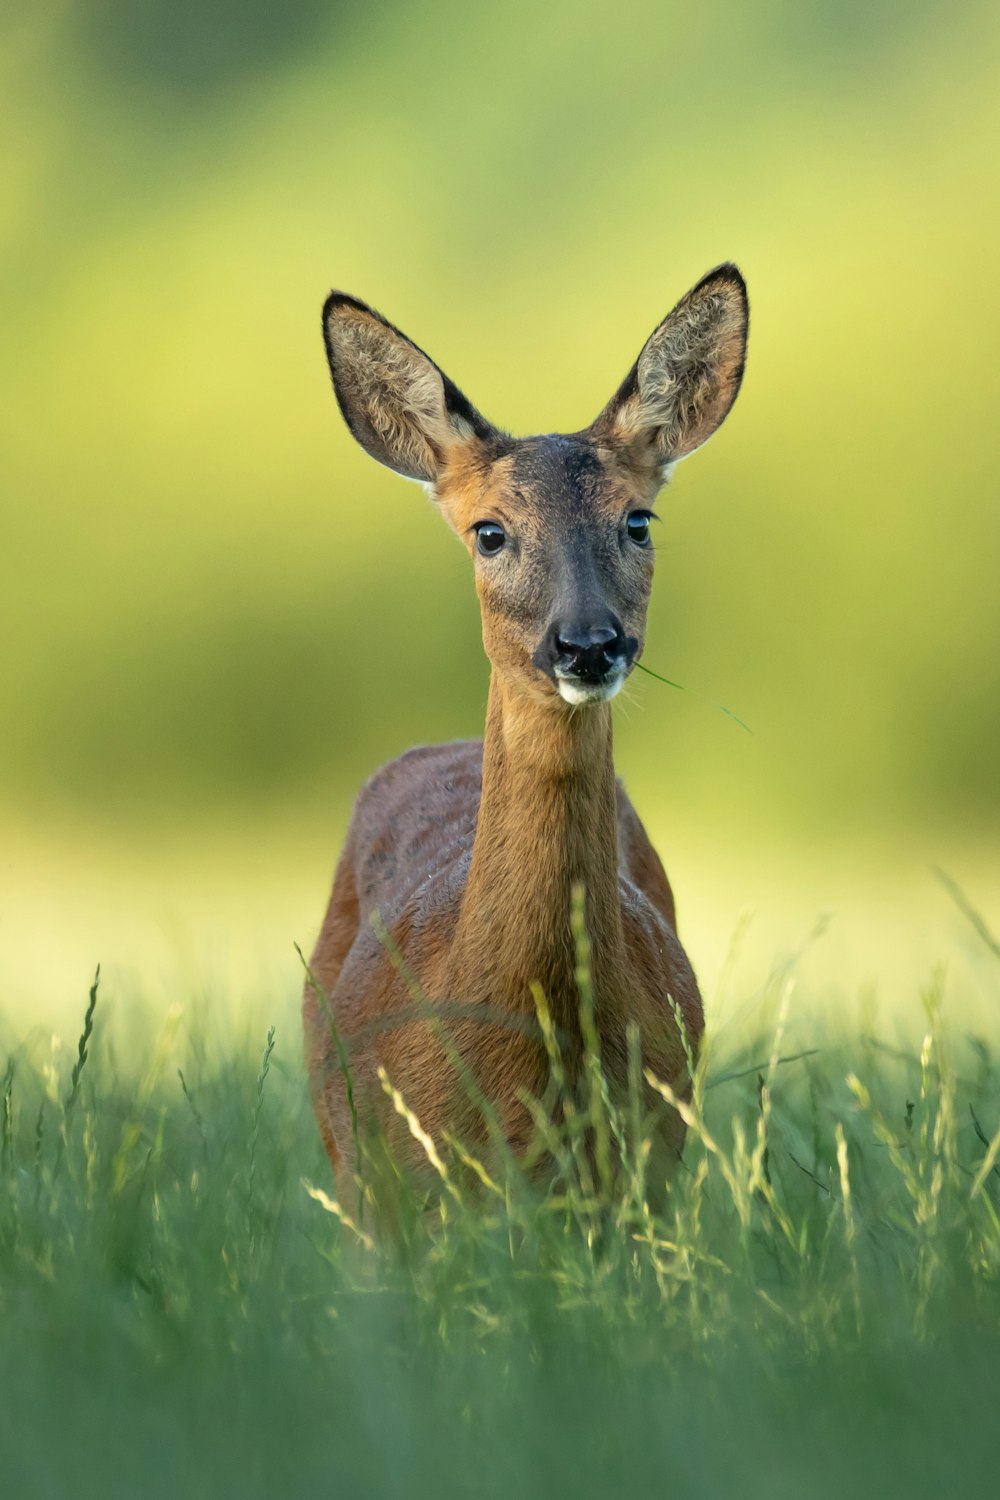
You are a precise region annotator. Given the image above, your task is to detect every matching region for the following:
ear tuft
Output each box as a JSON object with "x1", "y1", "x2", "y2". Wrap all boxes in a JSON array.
[
  {"x1": 322, "y1": 293, "x2": 494, "y2": 483},
  {"x1": 590, "y1": 264, "x2": 749, "y2": 480}
]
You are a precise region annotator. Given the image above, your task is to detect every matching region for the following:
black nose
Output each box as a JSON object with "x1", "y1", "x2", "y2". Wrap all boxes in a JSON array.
[
  {"x1": 556, "y1": 624, "x2": 617, "y2": 654},
  {"x1": 551, "y1": 622, "x2": 627, "y2": 682}
]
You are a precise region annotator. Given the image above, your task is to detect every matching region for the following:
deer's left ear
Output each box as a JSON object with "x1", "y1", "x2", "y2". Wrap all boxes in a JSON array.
[{"x1": 588, "y1": 264, "x2": 748, "y2": 482}]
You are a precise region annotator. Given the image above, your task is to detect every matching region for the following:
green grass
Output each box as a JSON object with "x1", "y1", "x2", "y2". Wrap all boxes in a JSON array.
[{"x1": 2, "y1": 913, "x2": 1000, "y2": 1499}]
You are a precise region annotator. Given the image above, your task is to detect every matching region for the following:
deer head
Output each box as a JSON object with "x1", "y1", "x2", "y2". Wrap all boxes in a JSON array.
[{"x1": 322, "y1": 266, "x2": 748, "y2": 707}]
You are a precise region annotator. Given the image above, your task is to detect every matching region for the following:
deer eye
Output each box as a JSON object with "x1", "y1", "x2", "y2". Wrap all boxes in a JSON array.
[
  {"x1": 626, "y1": 512, "x2": 653, "y2": 547},
  {"x1": 474, "y1": 522, "x2": 507, "y2": 556}
]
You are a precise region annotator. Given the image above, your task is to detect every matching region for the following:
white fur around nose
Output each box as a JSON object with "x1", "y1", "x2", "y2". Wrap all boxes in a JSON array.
[{"x1": 555, "y1": 673, "x2": 625, "y2": 706}]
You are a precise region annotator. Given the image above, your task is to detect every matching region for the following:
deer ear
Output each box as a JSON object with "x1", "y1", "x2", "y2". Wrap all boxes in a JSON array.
[
  {"x1": 322, "y1": 293, "x2": 495, "y2": 483},
  {"x1": 589, "y1": 264, "x2": 748, "y2": 481}
]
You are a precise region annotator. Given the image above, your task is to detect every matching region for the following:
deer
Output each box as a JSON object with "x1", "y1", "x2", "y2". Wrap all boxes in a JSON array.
[{"x1": 303, "y1": 265, "x2": 748, "y2": 1206}]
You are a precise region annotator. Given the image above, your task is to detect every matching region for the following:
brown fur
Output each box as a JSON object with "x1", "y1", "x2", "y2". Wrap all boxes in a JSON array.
[{"x1": 306, "y1": 267, "x2": 749, "y2": 1203}]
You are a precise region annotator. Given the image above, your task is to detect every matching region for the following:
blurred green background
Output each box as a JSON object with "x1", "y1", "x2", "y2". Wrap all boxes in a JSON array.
[{"x1": 2, "y1": 0, "x2": 998, "y2": 1020}]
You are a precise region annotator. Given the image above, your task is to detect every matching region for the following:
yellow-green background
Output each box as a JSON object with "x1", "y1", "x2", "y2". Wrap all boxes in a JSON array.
[{"x1": 2, "y1": 0, "x2": 998, "y2": 1027}]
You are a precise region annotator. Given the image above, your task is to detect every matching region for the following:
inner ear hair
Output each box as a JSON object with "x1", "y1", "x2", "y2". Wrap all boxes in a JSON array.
[
  {"x1": 591, "y1": 264, "x2": 748, "y2": 475},
  {"x1": 323, "y1": 294, "x2": 495, "y2": 483}
]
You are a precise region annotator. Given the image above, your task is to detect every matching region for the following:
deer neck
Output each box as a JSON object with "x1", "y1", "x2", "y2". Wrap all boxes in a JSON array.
[{"x1": 451, "y1": 671, "x2": 625, "y2": 1020}]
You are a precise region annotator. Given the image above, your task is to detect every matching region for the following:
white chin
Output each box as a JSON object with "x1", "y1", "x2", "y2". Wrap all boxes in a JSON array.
[{"x1": 556, "y1": 674, "x2": 625, "y2": 706}]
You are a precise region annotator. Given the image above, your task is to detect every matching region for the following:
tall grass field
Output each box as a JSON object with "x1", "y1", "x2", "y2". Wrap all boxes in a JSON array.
[{"x1": 2, "y1": 887, "x2": 999, "y2": 1499}]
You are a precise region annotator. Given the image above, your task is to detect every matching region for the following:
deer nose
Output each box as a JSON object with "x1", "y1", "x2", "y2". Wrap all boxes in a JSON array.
[{"x1": 552, "y1": 623, "x2": 626, "y2": 681}]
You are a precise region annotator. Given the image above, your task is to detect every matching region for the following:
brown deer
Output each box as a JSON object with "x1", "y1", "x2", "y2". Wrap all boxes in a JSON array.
[{"x1": 304, "y1": 265, "x2": 748, "y2": 1200}]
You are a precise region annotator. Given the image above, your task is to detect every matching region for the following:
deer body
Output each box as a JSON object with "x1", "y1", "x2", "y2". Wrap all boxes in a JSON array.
[{"x1": 304, "y1": 269, "x2": 748, "y2": 1195}]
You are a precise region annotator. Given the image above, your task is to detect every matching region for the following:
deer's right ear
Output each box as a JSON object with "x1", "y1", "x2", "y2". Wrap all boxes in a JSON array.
[{"x1": 322, "y1": 293, "x2": 495, "y2": 484}]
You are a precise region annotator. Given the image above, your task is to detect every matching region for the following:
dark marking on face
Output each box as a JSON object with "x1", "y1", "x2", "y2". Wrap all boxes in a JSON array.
[{"x1": 455, "y1": 433, "x2": 654, "y2": 696}]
